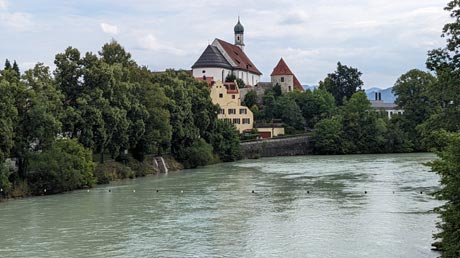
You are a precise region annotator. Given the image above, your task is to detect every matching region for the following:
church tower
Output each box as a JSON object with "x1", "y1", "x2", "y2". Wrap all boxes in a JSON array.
[{"x1": 234, "y1": 17, "x2": 245, "y2": 51}]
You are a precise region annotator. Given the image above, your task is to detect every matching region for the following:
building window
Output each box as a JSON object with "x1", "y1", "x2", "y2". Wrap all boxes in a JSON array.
[
  {"x1": 233, "y1": 118, "x2": 241, "y2": 124},
  {"x1": 232, "y1": 95, "x2": 236, "y2": 99},
  {"x1": 242, "y1": 118, "x2": 250, "y2": 124},
  {"x1": 228, "y1": 108, "x2": 236, "y2": 115},
  {"x1": 239, "y1": 108, "x2": 247, "y2": 114},
  {"x1": 281, "y1": 77, "x2": 285, "y2": 82},
  {"x1": 224, "y1": 118, "x2": 231, "y2": 123},
  {"x1": 219, "y1": 93, "x2": 223, "y2": 98},
  {"x1": 218, "y1": 109, "x2": 225, "y2": 115},
  {"x1": 288, "y1": 86, "x2": 292, "y2": 92}
]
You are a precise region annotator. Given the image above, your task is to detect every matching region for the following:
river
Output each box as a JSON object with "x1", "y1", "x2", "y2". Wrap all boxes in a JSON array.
[{"x1": 0, "y1": 153, "x2": 442, "y2": 258}]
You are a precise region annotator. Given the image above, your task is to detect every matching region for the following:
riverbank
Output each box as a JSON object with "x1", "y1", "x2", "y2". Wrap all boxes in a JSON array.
[{"x1": 0, "y1": 155, "x2": 183, "y2": 201}]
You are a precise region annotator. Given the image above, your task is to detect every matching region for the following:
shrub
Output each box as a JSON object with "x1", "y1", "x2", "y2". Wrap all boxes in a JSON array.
[{"x1": 28, "y1": 139, "x2": 96, "y2": 194}]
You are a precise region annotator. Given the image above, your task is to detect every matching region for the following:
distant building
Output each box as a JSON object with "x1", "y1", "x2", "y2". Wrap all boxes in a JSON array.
[
  {"x1": 255, "y1": 122, "x2": 285, "y2": 139},
  {"x1": 370, "y1": 92, "x2": 404, "y2": 119},
  {"x1": 240, "y1": 59, "x2": 305, "y2": 103},
  {"x1": 192, "y1": 18, "x2": 262, "y2": 86},
  {"x1": 271, "y1": 58, "x2": 304, "y2": 93},
  {"x1": 210, "y1": 80, "x2": 254, "y2": 133}
]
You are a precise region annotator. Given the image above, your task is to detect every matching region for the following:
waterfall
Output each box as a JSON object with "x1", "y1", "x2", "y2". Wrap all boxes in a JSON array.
[{"x1": 155, "y1": 157, "x2": 168, "y2": 174}]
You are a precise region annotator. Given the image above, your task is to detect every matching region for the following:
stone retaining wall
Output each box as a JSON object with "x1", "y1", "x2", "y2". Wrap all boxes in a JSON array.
[{"x1": 240, "y1": 135, "x2": 312, "y2": 159}]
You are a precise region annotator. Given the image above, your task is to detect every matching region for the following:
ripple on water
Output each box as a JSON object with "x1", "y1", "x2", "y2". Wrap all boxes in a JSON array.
[{"x1": 0, "y1": 153, "x2": 442, "y2": 258}]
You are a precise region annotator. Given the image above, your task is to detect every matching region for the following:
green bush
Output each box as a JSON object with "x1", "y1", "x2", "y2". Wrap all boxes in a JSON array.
[
  {"x1": 0, "y1": 163, "x2": 12, "y2": 196},
  {"x1": 28, "y1": 139, "x2": 96, "y2": 194},
  {"x1": 428, "y1": 131, "x2": 460, "y2": 257},
  {"x1": 182, "y1": 139, "x2": 213, "y2": 168}
]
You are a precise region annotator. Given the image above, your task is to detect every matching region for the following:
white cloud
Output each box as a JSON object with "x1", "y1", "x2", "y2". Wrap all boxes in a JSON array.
[
  {"x1": 0, "y1": 0, "x2": 7, "y2": 10},
  {"x1": 138, "y1": 33, "x2": 185, "y2": 56},
  {"x1": 0, "y1": 0, "x2": 32, "y2": 30},
  {"x1": 100, "y1": 22, "x2": 119, "y2": 35}
]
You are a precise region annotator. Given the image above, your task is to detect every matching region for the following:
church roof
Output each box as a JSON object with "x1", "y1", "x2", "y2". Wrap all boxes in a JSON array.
[
  {"x1": 192, "y1": 45, "x2": 233, "y2": 69},
  {"x1": 271, "y1": 58, "x2": 304, "y2": 92},
  {"x1": 214, "y1": 39, "x2": 262, "y2": 75}
]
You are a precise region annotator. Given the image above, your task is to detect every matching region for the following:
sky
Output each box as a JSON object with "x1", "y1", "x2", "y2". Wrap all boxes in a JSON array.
[{"x1": 0, "y1": 0, "x2": 451, "y2": 88}]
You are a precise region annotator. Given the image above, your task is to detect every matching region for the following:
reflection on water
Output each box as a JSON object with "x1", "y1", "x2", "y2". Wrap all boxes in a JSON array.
[{"x1": 0, "y1": 153, "x2": 441, "y2": 258}]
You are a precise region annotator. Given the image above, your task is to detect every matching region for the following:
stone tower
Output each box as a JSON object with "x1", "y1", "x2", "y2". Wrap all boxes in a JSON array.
[{"x1": 234, "y1": 17, "x2": 245, "y2": 51}]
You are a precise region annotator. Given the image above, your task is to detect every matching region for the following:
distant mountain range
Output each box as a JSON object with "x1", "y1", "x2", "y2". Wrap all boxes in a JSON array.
[{"x1": 302, "y1": 85, "x2": 397, "y2": 104}]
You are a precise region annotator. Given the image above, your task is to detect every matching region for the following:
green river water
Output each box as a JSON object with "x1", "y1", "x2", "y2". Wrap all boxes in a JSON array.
[{"x1": 0, "y1": 153, "x2": 442, "y2": 257}]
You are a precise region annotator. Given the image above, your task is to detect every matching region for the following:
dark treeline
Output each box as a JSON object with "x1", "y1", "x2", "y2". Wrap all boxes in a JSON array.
[
  {"x1": 244, "y1": 62, "x2": 414, "y2": 154},
  {"x1": 0, "y1": 41, "x2": 241, "y2": 197}
]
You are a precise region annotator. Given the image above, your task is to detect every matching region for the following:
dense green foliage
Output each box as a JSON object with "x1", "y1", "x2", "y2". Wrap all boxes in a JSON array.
[
  {"x1": 0, "y1": 41, "x2": 242, "y2": 197},
  {"x1": 210, "y1": 120, "x2": 242, "y2": 162},
  {"x1": 312, "y1": 91, "x2": 411, "y2": 154},
  {"x1": 252, "y1": 85, "x2": 336, "y2": 133},
  {"x1": 319, "y1": 62, "x2": 363, "y2": 105},
  {"x1": 422, "y1": 1, "x2": 460, "y2": 256},
  {"x1": 225, "y1": 73, "x2": 245, "y2": 88},
  {"x1": 28, "y1": 139, "x2": 96, "y2": 194},
  {"x1": 242, "y1": 90, "x2": 257, "y2": 108},
  {"x1": 392, "y1": 69, "x2": 436, "y2": 150},
  {"x1": 428, "y1": 131, "x2": 460, "y2": 257}
]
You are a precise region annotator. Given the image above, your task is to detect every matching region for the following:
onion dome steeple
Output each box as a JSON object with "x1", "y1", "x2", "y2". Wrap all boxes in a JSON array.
[
  {"x1": 234, "y1": 17, "x2": 245, "y2": 51},
  {"x1": 234, "y1": 17, "x2": 244, "y2": 34}
]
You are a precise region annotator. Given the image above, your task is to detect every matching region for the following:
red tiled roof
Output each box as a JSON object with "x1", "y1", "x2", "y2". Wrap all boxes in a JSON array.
[
  {"x1": 271, "y1": 58, "x2": 304, "y2": 92},
  {"x1": 215, "y1": 39, "x2": 262, "y2": 75},
  {"x1": 224, "y1": 82, "x2": 239, "y2": 94},
  {"x1": 196, "y1": 76, "x2": 214, "y2": 87},
  {"x1": 271, "y1": 58, "x2": 294, "y2": 76},
  {"x1": 293, "y1": 75, "x2": 304, "y2": 92}
]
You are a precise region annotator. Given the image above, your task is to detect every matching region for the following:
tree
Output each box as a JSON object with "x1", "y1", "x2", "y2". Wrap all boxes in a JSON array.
[
  {"x1": 272, "y1": 83, "x2": 282, "y2": 97},
  {"x1": 4, "y1": 59, "x2": 11, "y2": 70},
  {"x1": 319, "y1": 62, "x2": 363, "y2": 105},
  {"x1": 28, "y1": 138, "x2": 96, "y2": 194},
  {"x1": 210, "y1": 119, "x2": 242, "y2": 162},
  {"x1": 392, "y1": 69, "x2": 436, "y2": 149},
  {"x1": 312, "y1": 115, "x2": 344, "y2": 154},
  {"x1": 0, "y1": 80, "x2": 17, "y2": 163},
  {"x1": 427, "y1": 131, "x2": 460, "y2": 257},
  {"x1": 182, "y1": 138, "x2": 213, "y2": 169},
  {"x1": 225, "y1": 73, "x2": 236, "y2": 82},
  {"x1": 0, "y1": 163, "x2": 12, "y2": 195},
  {"x1": 340, "y1": 91, "x2": 386, "y2": 153},
  {"x1": 12, "y1": 61, "x2": 20, "y2": 77},
  {"x1": 423, "y1": 2, "x2": 460, "y2": 256},
  {"x1": 224, "y1": 73, "x2": 245, "y2": 88},
  {"x1": 275, "y1": 95, "x2": 306, "y2": 130},
  {"x1": 243, "y1": 90, "x2": 257, "y2": 108},
  {"x1": 8, "y1": 64, "x2": 64, "y2": 178},
  {"x1": 286, "y1": 89, "x2": 336, "y2": 128}
]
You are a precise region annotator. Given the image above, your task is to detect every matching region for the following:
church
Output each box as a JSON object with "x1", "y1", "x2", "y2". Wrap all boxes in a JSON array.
[
  {"x1": 192, "y1": 18, "x2": 304, "y2": 136},
  {"x1": 192, "y1": 18, "x2": 262, "y2": 86}
]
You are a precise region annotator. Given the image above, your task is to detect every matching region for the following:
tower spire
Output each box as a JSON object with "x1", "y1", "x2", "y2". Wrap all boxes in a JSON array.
[{"x1": 234, "y1": 17, "x2": 245, "y2": 51}]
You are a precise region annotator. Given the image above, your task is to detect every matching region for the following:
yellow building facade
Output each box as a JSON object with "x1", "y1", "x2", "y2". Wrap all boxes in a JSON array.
[{"x1": 210, "y1": 80, "x2": 254, "y2": 133}]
